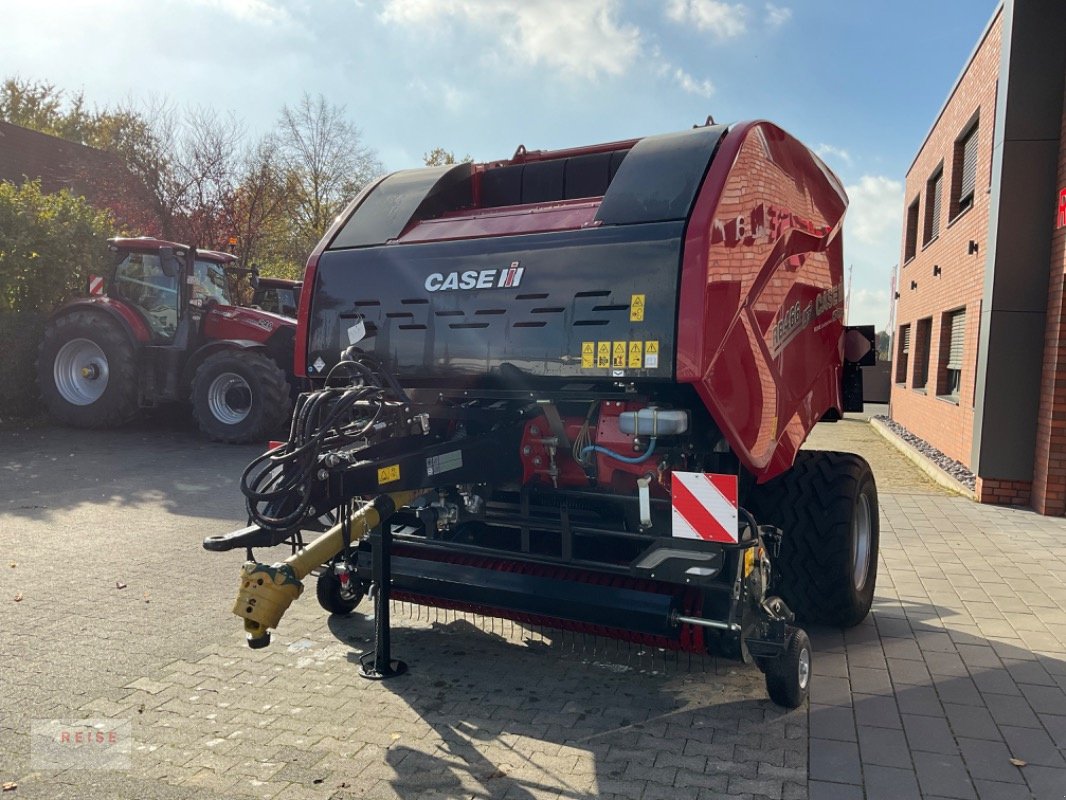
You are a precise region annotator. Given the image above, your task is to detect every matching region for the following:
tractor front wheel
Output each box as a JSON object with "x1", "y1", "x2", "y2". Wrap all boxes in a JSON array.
[
  {"x1": 191, "y1": 350, "x2": 290, "y2": 443},
  {"x1": 37, "y1": 311, "x2": 139, "y2": 428},
  {"x1": 746, "y1": 450, "x2": 879, "y2": 628}
]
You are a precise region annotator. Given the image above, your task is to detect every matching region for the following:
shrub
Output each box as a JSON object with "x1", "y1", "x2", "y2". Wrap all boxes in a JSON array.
[
  {"x1": 0, "y1": 179, "x2": 113, "y2": 314},
  {"x1": 0, "y1": 180, "x2": 113, "y2": 417}
]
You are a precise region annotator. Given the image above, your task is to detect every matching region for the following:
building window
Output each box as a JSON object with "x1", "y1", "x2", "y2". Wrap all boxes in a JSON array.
[
  {"x1": 924, "y1": 166, "x2": 943, "y2": 245},
  {"x1": 896, "y1": 324, "x2": 910, "y2": 384},
  {"x1": 951, "y1": 116, "x2": 979, "y2": 219},
  {"x1": 938, "y1": 308, "x2": 966, "y2": 402},
  {"x1": 904, "y1": 198, "x2": 920, "y2": 262},
  {"x1": 913, "y1": 317, "x2": 932, "y2": 391}
]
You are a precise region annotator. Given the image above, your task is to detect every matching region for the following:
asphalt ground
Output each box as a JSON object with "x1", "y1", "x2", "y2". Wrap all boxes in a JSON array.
[{"x1": 1, "y1": 412, "x2": 1064, "y2": 799}]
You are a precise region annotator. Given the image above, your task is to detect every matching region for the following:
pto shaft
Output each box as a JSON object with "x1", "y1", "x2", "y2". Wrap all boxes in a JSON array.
[{"x1": 231, "y1": 491, "x2": 420, "y2": 647}]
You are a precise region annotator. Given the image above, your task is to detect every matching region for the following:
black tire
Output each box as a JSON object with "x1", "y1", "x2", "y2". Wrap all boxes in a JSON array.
[
  {"x1": 316, "y1": 567, "x2": 365, "y2": 615},
  {"x1": 36, "y1": 310, "x2": 139, "y2": 428},
  {"x1": 191, "y1": 350, "x2": 291, "y2": 443},
  {"x1": 746, "y1": 451, "x2": 878, "y2": 628},
  {"x1": 765, "y1": 627, "x2": 811, "y2": 709}
]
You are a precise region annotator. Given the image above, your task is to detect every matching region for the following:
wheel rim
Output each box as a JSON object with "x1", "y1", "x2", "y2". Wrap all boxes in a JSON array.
[
  {"x1": 207, "y1": 372, "x2": 252, "y2": 425},
  {"x1": 53, "y1": 338, "x2": 109, "y2": 406},
  {"x1": 852, "y1": 493, "x2": 873, "y2": 592},
  {"x1": 798, "y1": 646, "x2": 811, "y2": 689}
]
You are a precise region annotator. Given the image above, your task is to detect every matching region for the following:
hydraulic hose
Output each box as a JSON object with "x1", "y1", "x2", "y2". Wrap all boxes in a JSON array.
[{"x1": 580, "y1": 437, "x2": 658, "y2": 465}]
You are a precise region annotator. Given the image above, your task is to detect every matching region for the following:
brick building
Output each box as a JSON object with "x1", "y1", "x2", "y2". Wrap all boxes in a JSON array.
[
  {"x1": 0, "y1": 120, "x2": 156, "y2": 232},
  {"x1": 891, "y1": 0, "x2": 1066, "y2": 512}
]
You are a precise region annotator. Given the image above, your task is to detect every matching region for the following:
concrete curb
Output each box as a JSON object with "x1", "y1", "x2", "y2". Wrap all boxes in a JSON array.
[{"x1": 869, "y1": 417, "x2": 976, "y2": 499}]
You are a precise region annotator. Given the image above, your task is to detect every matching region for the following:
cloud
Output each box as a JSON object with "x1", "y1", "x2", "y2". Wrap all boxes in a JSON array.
[
  {"x1": 816, "y1": 143, "x2": 853, "y2": 167},
  {"x1": 185, "y1": 0, "x2": 294, "y2": 25},
  {"x1": 379, "y1": 0, "x2": 642, "y2": 80},
  {"x1": 848, "y1": 287, "x2": 893, "y2": 331},
  {"x1": 765, "y1": 3, "x2": 792, "y2": 28},
  {"x1": 845, "y1": 175, "x2": 903, "y2": 248},
  {"x1": 673, "y1": 68, "x2": 715, "y2": 98},
  {"x1": 665, "y1": 0, "x2": 747, "y2": 39}
]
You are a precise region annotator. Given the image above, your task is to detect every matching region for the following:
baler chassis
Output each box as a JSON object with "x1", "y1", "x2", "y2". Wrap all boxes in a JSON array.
[{"x1": 205, "y1": 356, "x2": 814, "y2": 708}]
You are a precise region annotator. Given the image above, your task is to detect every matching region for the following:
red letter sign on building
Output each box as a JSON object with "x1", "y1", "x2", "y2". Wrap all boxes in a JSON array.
[{"x1": 1058, "y1": 188, "x2": 1066, "y2": 229}]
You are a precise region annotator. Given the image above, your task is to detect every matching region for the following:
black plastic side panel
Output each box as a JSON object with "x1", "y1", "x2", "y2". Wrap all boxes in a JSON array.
[
  {"x1": 329, "y1": 163, "x2": 474, "y2": 249},
  {"x1": 596, "y1": 126, "x2": 726, "y2": 225},
  {"x1": 307, "y1": 223, "x2": 683, "y2": 386}
]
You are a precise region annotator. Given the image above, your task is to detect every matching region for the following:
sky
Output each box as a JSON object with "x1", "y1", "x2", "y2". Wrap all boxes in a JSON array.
[{"x1": 1, "y1": 0, "x2": 1001, "y2": 330}]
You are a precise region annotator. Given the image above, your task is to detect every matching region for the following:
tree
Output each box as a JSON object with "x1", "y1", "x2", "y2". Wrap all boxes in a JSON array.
[
  {"x1": 276, "y1": 93, "x2": 382, "y2": 256},
  {"x1": 423, "y1": 148, "x2": 473, "y2": 166},
  {"x1": 876, "y1": 330, "x2": 891, "y2": 361}
]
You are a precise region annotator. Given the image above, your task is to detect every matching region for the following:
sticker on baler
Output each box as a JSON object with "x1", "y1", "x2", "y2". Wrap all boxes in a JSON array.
[
  {"x1": 377, "y1": 464, "x2": 401, "y2": 485},
  {"x1": 630, "y1": 294, "x2": 645, "y2": 322},
  {"x1": 426, "y1": 450, "x2": 462, "y2": 477},
  {"x1": 597, "y1": 342, "x2": 611, "y2": 368},
  {"x1": 612, "y1": 341, "x2": 626, "y2": 368},
  {"x1": 581, "y1": 342, "x2": 595, "y2": 368},
  {"x1": 671, "y1": 472, "x2": 739, "y2": 543},
  {"x1": 628, "y1": 341, "x2": 643, "y2": 369},
  {"x1": 644, "y1": 340, "x2": 659, "y2": 369}
]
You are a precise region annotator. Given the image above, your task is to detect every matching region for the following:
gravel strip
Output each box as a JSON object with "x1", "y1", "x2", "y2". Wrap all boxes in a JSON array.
[{"x1": 874, "y1": 415, "x2": 977, "y2": 490}]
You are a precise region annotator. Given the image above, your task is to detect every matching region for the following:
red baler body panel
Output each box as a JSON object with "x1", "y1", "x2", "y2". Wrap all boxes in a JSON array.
[{"x1": 677, "y1": 122, "x2": 847, "y2": 481}]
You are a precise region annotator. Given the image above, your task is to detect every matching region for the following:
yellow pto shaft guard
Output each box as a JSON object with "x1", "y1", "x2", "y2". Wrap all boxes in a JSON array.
[{"x1": 231, "y1": 490, "x2": 420, "y2": 648}]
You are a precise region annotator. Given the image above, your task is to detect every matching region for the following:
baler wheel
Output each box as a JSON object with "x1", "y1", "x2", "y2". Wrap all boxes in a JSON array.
[
  {"x1": 37, "y1": 311, "x2": 139, "y2": 428},
  {"x1": 764, "y1": 627, "x2": 811, "y2": 709},
  {"x1": 746, "y1": 451, "x2": 878, "y2": 628},
  {"x1": 315, "y1": 567, "x2": 365, "y2": 615},
  {"x1": 191, "y1": 350, "x2": 291, "y2": 443}
]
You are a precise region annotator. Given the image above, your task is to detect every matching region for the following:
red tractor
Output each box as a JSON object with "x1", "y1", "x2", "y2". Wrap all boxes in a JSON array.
[{"x1": 37, "y1": 237, "x2": 297, "y2": 443}]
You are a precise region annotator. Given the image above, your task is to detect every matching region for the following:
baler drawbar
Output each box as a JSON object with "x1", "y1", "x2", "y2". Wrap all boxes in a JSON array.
[{"x1": 205, "y1": 120, "x2": 879, "y2": 708}]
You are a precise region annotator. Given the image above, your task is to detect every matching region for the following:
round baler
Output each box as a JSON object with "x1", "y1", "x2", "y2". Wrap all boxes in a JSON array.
[{"x1": 208, "y1": 121, "x2": 878, "y2": 708}]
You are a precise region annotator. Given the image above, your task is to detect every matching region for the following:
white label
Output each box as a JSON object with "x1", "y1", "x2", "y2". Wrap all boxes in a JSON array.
[
  {"x1": 612, "y1": 369, "x2": 625, "y2": 378},
  {"x1": 644, "y1": 353, "x2": 659, "y2": 369},
  {"x1": 426, "y1": 450, "x2": 463, "y2": 476},
  {"x1": 347, "y1": 319, "x2": 366, "y2": 345},
  {"x1": 312, "y1": 357, "x2": 326, "y2": 373}
]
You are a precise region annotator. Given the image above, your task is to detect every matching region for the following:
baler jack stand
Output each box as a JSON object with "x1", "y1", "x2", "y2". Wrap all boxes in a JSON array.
[{"x1": 359, "y1": 523, "x2": 406, "y2": 680}]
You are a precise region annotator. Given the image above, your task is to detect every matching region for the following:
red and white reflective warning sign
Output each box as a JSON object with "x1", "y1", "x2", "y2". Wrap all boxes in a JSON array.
[
  {"x1": 671, "y1": 471, "x2": 739, "y2": 543},
  {"x1": 88, "y1": 275, "x2": 104, "y2": 295}
]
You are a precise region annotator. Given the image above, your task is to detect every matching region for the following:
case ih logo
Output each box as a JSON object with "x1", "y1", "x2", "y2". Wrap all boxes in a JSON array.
[{"x1": 425, "y1": 261, "x2": 524, "y2": 292}]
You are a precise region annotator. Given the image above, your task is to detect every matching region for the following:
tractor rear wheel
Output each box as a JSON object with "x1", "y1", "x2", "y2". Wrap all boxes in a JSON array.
[
  {"x1": 191, "y1": 350, "x2": 291, "y2": 443},
  {"x1": 37, "y1": 311, "x2": 139, "y2": 428},
  {"x1": 746, "y1": 451, "x2": 878, "y2": 628}
]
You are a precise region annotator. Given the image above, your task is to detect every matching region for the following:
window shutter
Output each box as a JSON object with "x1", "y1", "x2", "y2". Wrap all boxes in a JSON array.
[
  {"x1": 901, "y1": 325, "x2": 911, "y2": 354},
  {"x1": 930, "y1": 172, "x2": 943, "y2": 238},
  {"x1": 960, "y1": 125, "x2": 978, "y2": 203},
  {"x1": 947, "y1": 310, "x2": 965, "y2": 370}
]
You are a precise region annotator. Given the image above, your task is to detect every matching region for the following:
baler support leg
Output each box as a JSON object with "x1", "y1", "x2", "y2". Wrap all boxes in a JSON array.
[{"x1": 359, "y1": 522, "x2": 406, "y2": 680}]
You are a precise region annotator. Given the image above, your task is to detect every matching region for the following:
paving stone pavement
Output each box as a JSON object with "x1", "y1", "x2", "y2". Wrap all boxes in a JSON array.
[{"x1": 1, "y1": 415, "x2": 1065, "y2": 799}]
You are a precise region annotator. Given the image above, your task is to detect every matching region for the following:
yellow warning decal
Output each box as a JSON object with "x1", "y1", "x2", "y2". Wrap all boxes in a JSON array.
[
  {"x1": 644, "y1": 340, "x2": 660, "y2": 370},
  {"x1": 377, "y1": 464, "x2": 401, "y2": 485},
  {"x1": 581, "y1": 341, "x2": 595, "y2": 369},
  {"x1": 612, "y1": 341, "x2": 627, "y2": 368},
  {"x1": 630, "y1": 294, "x2": 646, "y2": 322},
  {"x1": 628, "y1": 340, "x2": 643, "y2": 368},
  {"x1": 597, "y1": 341, "x2": 611, "y2": 368}
]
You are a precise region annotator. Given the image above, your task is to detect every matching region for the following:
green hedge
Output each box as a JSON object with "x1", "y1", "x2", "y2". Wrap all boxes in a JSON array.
[
  {"x1": 0, "y1": 311, "x2": 45, "y2": 418},
  {"x1": 0, "y1": 180, "x2": 113, "y2": 314},
  {"x1": 0, "y1": 180, "x2": 113, "y2": 418}
]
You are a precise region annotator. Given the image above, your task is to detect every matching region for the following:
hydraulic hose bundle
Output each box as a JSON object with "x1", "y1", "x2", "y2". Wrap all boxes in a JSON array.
[{"x1": 240, "y1": 353, "x2": 411, "y2": 532}]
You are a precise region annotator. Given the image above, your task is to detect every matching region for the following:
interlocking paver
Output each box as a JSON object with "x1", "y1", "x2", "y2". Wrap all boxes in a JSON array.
[{"x1": 6, "y1": 414, "x2": 1066, "y2": 799}]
